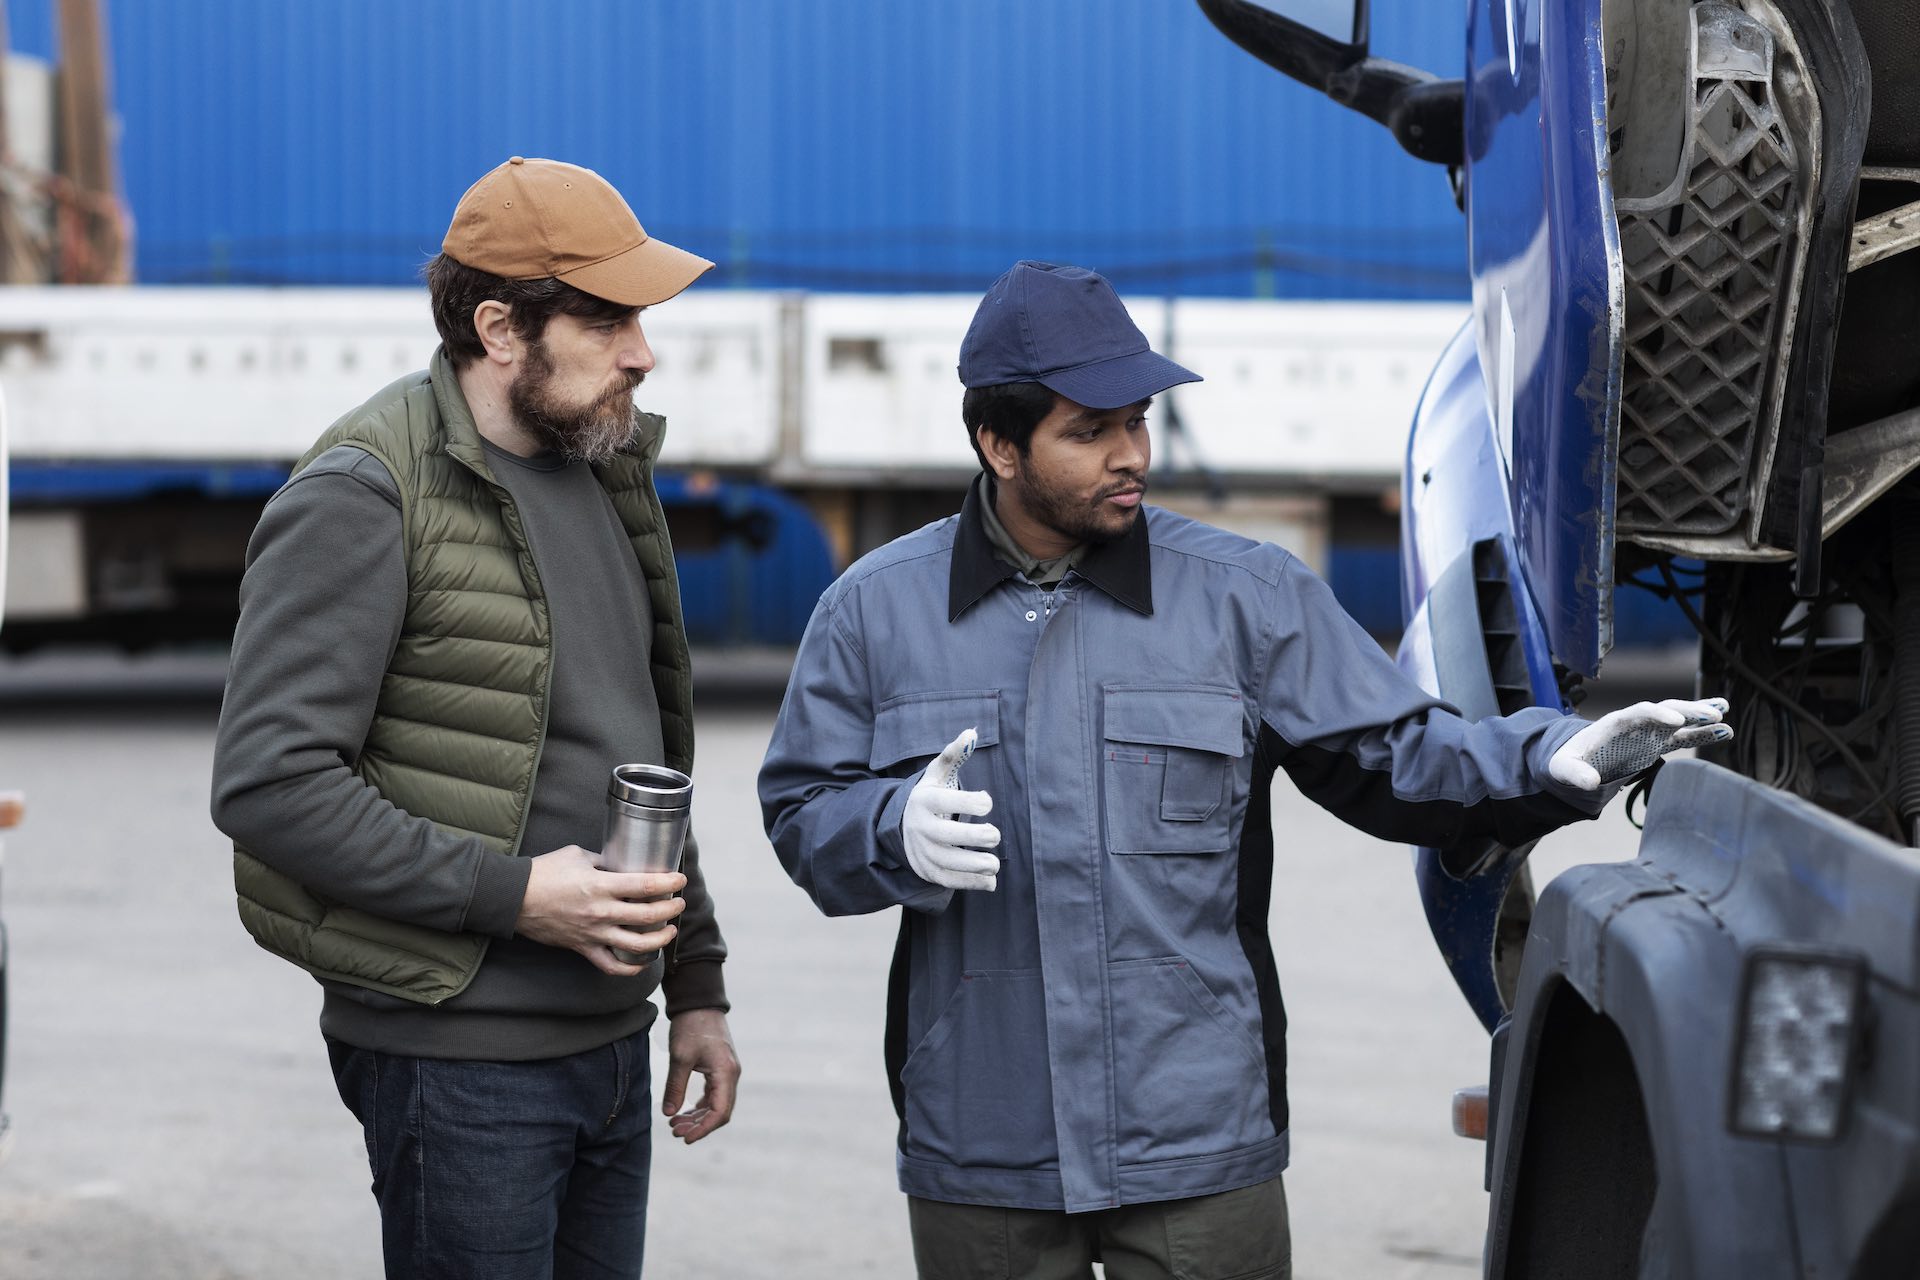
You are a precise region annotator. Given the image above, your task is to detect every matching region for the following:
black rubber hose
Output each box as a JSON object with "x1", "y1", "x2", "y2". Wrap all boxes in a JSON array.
[{"x1": 1894, "y1": 501, "x2": 1920, "y2": 847}]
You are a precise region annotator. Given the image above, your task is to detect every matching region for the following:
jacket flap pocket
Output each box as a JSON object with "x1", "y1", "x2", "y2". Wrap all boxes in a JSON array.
[
  {"x1": 1103, "y1": 686, "x2": 1245, "y2": 758},
  {"x1": 870, "y1": 691, "x2": 1002, "y2": 771}
]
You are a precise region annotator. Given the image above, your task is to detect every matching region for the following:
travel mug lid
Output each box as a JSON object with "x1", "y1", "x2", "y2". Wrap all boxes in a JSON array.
[{"x1": 608, "y1": 763, "x2": 693, "y2": 809}]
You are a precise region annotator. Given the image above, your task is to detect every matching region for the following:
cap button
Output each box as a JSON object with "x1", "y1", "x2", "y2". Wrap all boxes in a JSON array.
[{"x1": 508, "y1": 156, "x2": 525, "y2": 165}]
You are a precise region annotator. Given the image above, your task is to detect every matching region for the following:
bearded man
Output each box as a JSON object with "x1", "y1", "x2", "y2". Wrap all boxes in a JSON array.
[
  {"x1": 757, "y1": 261, "x2": 1728, "y2": 1280},
  {"x1": 213, "y1": 157, "x2": 739, "y2": 1279}
]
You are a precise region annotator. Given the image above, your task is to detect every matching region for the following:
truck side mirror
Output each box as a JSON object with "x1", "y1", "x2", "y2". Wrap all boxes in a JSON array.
[
  {"x1": 1199, "y1": 0, "x2": 1366, "y2": 52},
  {"x1": 1195, "y1": 0, "x2": 1465, "y2": 168}
]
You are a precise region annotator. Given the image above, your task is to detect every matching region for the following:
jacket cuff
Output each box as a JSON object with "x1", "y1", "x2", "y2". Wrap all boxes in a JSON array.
[
  {"x1": 875, "y1": 777, "x2": 957, "y2": 913},
  {"x1": 663, "y1": 959, "x2": 730, "y2": 1017},
  {"x1": 1528, "y1": 715, "x2": 1617, "y2": 816},
  {"x1": 875, "y1": 775, "x2": 916, "y2": 870},
  {"x1": 466, "y1": 851, "x2": 533, "y2": 939}
]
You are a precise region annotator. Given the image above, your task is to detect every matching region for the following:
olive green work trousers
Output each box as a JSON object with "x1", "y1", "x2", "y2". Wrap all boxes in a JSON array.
[{"x1": 908, "y1": 1176, "x2": 1289, "y2": 1280}]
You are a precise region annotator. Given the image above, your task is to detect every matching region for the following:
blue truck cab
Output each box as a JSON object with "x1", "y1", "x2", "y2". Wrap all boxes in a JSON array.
[{"x1": 1198, "y1": 0, "x2": 1920, "y2": 1273}]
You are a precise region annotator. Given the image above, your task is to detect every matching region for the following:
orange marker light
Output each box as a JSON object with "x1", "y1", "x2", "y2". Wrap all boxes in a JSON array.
[{"x1": 1452, "y1": 1084, "x2": 1489, "y2": 1140}]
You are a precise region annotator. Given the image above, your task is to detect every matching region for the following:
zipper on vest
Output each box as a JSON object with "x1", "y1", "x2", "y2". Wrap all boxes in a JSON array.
[
  {"x1": 511, "y1": 650, "x2": 556, "y2": 860},
  {"x1": 472, "y1": 467, "x2": 554, "y2": 864},
  {"x1": 510, "y1": 596, "x2": 556, "y2": 862}
]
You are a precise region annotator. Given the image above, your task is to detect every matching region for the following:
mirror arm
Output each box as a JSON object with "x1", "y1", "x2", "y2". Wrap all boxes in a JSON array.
[
  {"x1": 1195, "y1": 0, "x2": 1366, "y2": 85},
  {"x1": 1194, "y1": 0, "x2": 1465, "y2": 165},
  {"x1": 1327, "y1": 60, "x2": 1466, "y2": 167}
]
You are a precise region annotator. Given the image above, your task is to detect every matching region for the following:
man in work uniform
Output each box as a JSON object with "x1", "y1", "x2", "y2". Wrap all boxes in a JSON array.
[
  {"x1": 213, "y1": 157, "x2": 738, "y2": 1279},
  {"x1": 757, "y1": 261, "x2": 1727, "y2": 1278}
]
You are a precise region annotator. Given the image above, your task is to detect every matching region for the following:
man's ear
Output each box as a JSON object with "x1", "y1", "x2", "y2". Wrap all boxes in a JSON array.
[
  {"x1": 977, "y1": 426, "x2": 1021, "y2": 482},
  {"x1": 472, "y1": 300, "x2": 515, "y2": 366}
]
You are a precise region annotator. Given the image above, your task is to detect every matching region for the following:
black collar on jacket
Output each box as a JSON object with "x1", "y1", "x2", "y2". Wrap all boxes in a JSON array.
[{"x1": 948, "y1": 472, "x2": 1154, "y2": 621}]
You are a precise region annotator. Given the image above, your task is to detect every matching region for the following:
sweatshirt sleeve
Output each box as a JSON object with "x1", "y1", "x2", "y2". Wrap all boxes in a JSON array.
[
  {"x1": 659, "y1": 825, "x2": 729, "y2": 1015},
  {"x1": 1258, "y1": 553, "x2": 1610, "y2": 849},
  {"x1": 211, "y1": 447, "x2": 531, "y2": 937},
  {"x1": 757, "y1": 591, "x2": 954, "y2": 918}
]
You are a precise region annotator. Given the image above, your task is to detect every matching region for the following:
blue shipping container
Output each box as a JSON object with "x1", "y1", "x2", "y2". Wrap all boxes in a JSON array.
[
  {"x1": 5, "y1": 2, "x2": 1508, "y2": 648},
  {"x1": 8, "y1": 0, "x2": 1469, "y2": 299}
]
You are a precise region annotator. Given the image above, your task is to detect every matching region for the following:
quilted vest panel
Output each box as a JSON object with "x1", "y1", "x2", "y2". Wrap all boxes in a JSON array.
[{"x1": 233, "y1": 351, "x2": 693, "y2": 1004}]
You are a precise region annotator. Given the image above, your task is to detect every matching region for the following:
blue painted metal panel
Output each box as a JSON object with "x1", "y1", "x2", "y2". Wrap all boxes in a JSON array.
[
  {"x1": 1400, "y1": 320, "x2": 1518, "y2": 627},
  {"x1": 1398, "y1": 321, "x2": 1565, "y2": 1030},
  {"x1": 1399, "y1": 319, "x2": 1561, "y2": 706},
  {"x1": 1463, "y1": 0, "x2": 1622, "y2": 676},
  {"x1": 10, "y1": 459, "x2": 291, "y2": 501},
  {"x1": 10, "y1": 459, "x2": 831, "y2": 644},
  {"x1": 656, "y1": 474, "x2": 836, "y2": 648},
  {"x1": 1612, "y1": 580, "x2": 1695, "y2": 648},
  {"x1": 1396, "y1": 307, "x2": 1684, "y2": 1026},
  {"x1": 8, "y1": 0, "x2": 1469, "y2": 299},
  {"x1": 1326, "y1": 544, "x2": 1402, "y2": 637}
]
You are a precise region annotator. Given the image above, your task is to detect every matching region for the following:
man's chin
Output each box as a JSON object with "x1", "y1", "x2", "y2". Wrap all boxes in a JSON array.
[
  {"x1": 1082, "y1": 505, "x2": 1141, "y2": 545},
  {"x1": 562, "y1": 427, "x2": 633, "y2": 464},
  {"x1": 546, "y1": 410, "x2": 638, "y2": 463}
]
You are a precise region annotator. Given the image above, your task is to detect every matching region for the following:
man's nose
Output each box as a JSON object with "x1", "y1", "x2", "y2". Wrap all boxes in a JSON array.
[
  {"x1": 1111, "y1": 426, "x2": 1148, "y2": 474},
  {"x1": 618, "y1": 320, "x2": 655, "y2": 374}
]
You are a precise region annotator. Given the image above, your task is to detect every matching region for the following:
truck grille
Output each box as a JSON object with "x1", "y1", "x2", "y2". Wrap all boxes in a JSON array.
[{"x1": 1614, "y1": 2, "x2": 1811, "y2": 537}]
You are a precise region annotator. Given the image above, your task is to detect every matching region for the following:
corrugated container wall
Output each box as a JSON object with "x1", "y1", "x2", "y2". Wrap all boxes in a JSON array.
[{"x1": 7, "y1": 0, "x2": 1467, "y2": 297}]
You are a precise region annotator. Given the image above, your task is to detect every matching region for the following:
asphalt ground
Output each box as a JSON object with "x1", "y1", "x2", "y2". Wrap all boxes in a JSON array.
[{"x1": 0, "y1": 644, "x2": 1695, "y2": 1278}]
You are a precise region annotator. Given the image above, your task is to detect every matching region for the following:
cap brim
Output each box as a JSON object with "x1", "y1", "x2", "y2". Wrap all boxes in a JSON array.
[
  {"x1": 556, "y1": 235, "x2": 715, "y2": 307},
  {"x1": 1038, "y1": 348, "x2": 1202, "y2": 410}
]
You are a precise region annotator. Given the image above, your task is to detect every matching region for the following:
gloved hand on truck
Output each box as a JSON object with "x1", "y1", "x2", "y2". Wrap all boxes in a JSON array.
[{"x1": 1548, "y1": 697, "x2": 1733, "y2": 791}]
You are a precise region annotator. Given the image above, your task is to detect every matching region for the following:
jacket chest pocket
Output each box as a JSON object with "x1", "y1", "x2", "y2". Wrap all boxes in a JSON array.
[
  {"x1": 1102, "y1": 686, "x2": 1245, "y2": 855},
  {"x1": 869, "y1": 689, "x2": 1003, "y2": 778}
]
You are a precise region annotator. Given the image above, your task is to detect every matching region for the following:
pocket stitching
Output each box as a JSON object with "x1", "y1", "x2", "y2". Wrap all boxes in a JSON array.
[
  {"x1": 900, "y1": 969, "x2": 1038, "y2": 1086},
  {"x1": 1167, "y1": 960, "x2": 1267, "y2": 1073},
  {"x1": 1105, "y1": 747, "x2": 1234, "y2": 854},
  {"x1": 870, "y1": 690, "x2": 1002, "y2": 770},
  {"x1": 900, "y1": 979, "x2": 969, "y2": 1086},
  {"x1": 1102, "y1": 684, "x2": 1245, "y2": 757},
  {"x1": 1101, "y1": 687, "x2": 1243, "y2": 853},
  {"x1": 1160, "y1": 747, "x2": 1227, "y2": 823}
]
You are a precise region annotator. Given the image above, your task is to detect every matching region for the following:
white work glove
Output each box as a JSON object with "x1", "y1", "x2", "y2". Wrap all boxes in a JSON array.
[
  {"x1": 900, "y1": 728, "x2": 1003, "y2": 892},
  {"x1": 1548, "y1": 696, "x2": 1733, "y2": 791}
]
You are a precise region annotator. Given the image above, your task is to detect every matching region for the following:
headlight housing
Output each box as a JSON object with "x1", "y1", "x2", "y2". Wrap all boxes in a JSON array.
[{"x1": 1729, "y1": 946, "x2": 1868, "y2": 1142}]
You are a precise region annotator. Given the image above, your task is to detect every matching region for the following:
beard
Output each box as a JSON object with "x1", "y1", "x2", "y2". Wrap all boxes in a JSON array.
[
  {"x1": 1005, "y1": 465, "x2": 1148, "y2": 546},
  {"x1": 508, "y1": 338, "x2": 644, "y2": 464}
]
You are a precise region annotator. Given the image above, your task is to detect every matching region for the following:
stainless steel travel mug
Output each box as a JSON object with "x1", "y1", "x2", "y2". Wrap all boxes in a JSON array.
[{"x1": 599, "y1": 763, "x2": 693, "y2": 965}]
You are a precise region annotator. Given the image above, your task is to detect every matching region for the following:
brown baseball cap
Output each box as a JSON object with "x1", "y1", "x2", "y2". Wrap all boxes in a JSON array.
[{"x1": 441, "y1": 156, "x2": 714, "y2": 306}]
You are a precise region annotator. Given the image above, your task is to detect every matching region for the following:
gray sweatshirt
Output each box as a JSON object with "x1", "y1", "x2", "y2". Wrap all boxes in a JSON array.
[{"x1": 213, "y1": 441, "x2": 727, "y2": 1059}]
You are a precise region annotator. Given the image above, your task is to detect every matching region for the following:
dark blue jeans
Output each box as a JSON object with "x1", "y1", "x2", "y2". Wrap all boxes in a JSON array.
[{"x1": 326, "y1": 1029, "x2": 653, "y2": 1280}]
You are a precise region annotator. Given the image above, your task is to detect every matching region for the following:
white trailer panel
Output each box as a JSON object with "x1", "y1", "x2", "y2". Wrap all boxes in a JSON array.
[
  {"x1": 0, "y1": 287, "x2": 784, "y2": 467},
  {"x1": 801, "y1": 293, "x2": 1463, "y2": 482},
  {"x1": 1160, "y1": 299, "x2": 1464, "y2": 483},
  {"x1": 0, "y1": 286, "x2": 1462, "y2": 485}
]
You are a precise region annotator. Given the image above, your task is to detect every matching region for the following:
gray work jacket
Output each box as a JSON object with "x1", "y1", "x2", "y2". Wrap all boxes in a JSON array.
[{"x1": 759, "y1": 478, "x2": 1603, "y2": 1212}]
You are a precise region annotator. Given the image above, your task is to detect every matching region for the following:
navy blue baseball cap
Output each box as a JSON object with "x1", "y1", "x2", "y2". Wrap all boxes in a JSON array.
[{"x1": 957, "y1": 261, "x2": 1201, "y2": 409}]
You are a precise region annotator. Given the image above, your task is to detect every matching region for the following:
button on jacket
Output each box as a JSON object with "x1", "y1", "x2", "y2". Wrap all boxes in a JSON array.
[{"x1": 758, "y1": 478, "x2": 1603, "y2": 1213}]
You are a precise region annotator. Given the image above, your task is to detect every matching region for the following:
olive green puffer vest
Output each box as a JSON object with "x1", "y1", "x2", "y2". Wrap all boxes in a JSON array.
[{"x1": 233, "y1": 348, "x2": 695, "y2": 1005}]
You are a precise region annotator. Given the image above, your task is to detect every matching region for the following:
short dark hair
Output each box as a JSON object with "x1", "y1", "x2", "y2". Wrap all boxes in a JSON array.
[
  {"x1": 961, "y1": 381, "x2": 1057, "y2": 469},
  {"x1": 424, "y1": 252, "x2": 634, "y2": 368}
]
